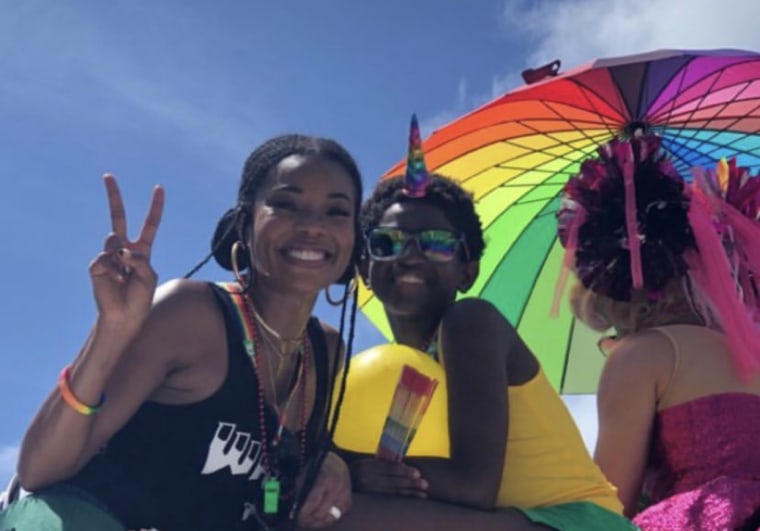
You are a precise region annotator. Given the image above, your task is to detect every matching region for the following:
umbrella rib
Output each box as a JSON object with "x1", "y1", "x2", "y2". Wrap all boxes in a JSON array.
[
  {"x1": 655, "y1": 56, "x2": 760, "y2": 124},
  {"x1": 559, "y1": 317, "x2": 575, "y2": 393},
  {"x1": 546, "y1": 79, "x2": 620, "y2": 138},
  {"x1": 658, "y1": 58, "x2": 698, "y2": 148},
  {"x1": 499, "y1": 210, "x2": 573, "y2": 393},
  {"x1": 456, "y1": 133, "x2": 600, "y2": 191},
  {"x1": 665, "y1": 126, "x2": 760, "y2": 169},
  {"x1": 655, "y1": 56, "x2": 750, "y2": 126},
  {"x1": 480, "y1": 145, "x2": 591, "y2": 393},
  {"x1": 496, "y1": 163, "x2": 582, "y2": 175},
  {"x1": 537, "y1": 73, "x2": 627, "y2": 135},
  {"x1": 658, "y1": 62, "x2": 755, "y2": 161},
  {"x1": 523, "y1": 89, "x2": 618, "y2": 145},
  {"x1": 668, "y1": 96, "x2": 760, "y2": 153},
  {"x1": 660, "y1": 136, "x2": 703, "y2": 174}
]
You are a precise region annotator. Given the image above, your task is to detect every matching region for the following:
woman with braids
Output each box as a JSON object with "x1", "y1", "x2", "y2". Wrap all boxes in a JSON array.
[
  {"x1": 557, "y1": 135, "x2": 760, "y2": 530},
  {"x1": 0, "y1": 134, "x2": 362, "y2": 531},
  {"x1": 330, "y1": 116, "x2": 637, "y2": 531}
]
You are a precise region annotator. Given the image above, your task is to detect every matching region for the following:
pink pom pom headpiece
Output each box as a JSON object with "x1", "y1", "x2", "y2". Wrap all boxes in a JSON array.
[{"x1": 553, "y1": 135, "x2": 691, "y2": 308}]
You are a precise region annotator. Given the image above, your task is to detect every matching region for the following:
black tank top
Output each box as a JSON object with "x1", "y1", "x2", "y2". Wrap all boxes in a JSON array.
[{"x1": 66, "y1": 283, "x2": 331, "y2": 531}]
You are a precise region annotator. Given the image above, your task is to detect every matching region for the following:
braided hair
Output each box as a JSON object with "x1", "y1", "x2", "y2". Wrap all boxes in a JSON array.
[{"x1": 184, "y1": 133, "x2": 363, "y2": 526}]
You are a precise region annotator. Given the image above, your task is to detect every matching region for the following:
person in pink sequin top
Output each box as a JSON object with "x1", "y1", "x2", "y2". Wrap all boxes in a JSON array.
[{"x1": 557, "y1": 137, "x2": 760, "y2": 531}]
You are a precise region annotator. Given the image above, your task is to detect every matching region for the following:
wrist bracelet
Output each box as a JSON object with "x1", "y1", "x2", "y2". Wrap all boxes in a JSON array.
[{"x1": 58, "y1": 365, "x2": 106, "y2": 415}]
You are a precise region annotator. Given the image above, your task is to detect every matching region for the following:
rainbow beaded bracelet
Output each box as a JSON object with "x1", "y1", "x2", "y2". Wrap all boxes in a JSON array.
[{"x1": 59, "y1": 365, "x2": 106, "y2": 415}]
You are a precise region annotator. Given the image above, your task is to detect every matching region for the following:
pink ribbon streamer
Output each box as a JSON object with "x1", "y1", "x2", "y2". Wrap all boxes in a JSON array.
[
  {"x1": 686, "y1": 187, "x2": 760, "y2": 381},
  {"x1": 551, "y1": 208, "x2": 586, "y2": 317},
  {"x1": 621, "y1": 143, "x2": 644, "y2": 289}
]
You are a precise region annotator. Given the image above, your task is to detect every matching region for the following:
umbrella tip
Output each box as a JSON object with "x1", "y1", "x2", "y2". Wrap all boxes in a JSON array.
[
  {"x1": 521, "y1": 60, "x2": 561, "y2": 85},
  {"x1": 624, "y1": 121, "x2": 650, "y2": 138}
]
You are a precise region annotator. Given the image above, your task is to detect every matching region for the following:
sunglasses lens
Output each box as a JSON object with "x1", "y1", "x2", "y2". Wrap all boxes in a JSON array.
[
  {"x1": 418, "y1": 230, "x2": 459, "y2": 262},
  {"x1": 367, "y1": 229, "x2": 461, "y2": 262},
  {"x1": 367, "y1": 230, "x2": 404, "y2": 259}
]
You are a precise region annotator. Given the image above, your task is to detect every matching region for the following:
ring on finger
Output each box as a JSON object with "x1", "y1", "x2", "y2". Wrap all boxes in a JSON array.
[{"x1": 329, "y1": 505, "x2": 342, "y2": 520}]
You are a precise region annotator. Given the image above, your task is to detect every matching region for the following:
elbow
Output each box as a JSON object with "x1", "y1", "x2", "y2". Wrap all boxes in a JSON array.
[
  {"x1": 470, "y1": 482, "x2": 500, "y2": 510},
  {"x1": 463, "y1": 495, "x2": 498, "y2": 511},
  {"x1": 453, "y1": 468, "x2": 501, "y2": 510},
  {"x1": 16, "y1": 464, "x2": 48, "y2": 492},
  {"x1": 456, "y1": 488, "x2": 499, "y2": 510},
  {"x1": 17, "y1": 451, "x2": 77, "y2": 492}
]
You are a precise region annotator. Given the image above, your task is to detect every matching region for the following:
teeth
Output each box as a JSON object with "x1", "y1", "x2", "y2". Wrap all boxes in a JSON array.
[
  {"x1": 287, "y1": 248, "x2": 326, "y2": 261},
  {"x1": 397, "y1": 274, "x2": 424, "y2": 284}
]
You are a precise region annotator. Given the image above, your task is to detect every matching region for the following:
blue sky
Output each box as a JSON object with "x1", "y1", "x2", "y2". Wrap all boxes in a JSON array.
[{"x1": 2, "y1": 0, "x2": 759, "y2": 487}]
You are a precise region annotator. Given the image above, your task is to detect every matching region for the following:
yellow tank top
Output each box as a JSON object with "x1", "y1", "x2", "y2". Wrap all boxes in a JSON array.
[{"x1": 496, "y1": 368, "x2": 622, "y2": 513}]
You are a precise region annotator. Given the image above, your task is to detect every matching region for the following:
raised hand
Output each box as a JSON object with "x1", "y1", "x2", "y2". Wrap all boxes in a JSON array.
[{"x1": 89, "y1": 174, "x2": 164, "y2": 330}]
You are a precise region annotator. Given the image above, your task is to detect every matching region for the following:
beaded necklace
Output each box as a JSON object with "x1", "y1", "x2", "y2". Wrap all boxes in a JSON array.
[{"x1": 221, "y1": 283, "x2": 309, "y2": 517}]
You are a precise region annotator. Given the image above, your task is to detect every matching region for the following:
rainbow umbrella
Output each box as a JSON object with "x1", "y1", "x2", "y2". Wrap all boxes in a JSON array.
[{"x1": 360, "y1": 48, "x2": 760, "y2": 394}]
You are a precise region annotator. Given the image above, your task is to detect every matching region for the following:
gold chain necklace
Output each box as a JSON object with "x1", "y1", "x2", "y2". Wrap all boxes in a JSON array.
[
  {"x1": 241, "y1": 293, "x2": 307, "y2": 413},
  {"x1": 262, "y1": 338, "x2": 305, "y2": 416},
  {"x1": 247, "y1": 295, "x2": 306, "y2": 358}
]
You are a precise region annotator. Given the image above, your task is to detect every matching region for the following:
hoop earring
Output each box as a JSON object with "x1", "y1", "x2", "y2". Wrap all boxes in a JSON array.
[
  {"x1": 230, "y1": 241, "x2": 249, "y2": 290},
  {"x1": 325, "y1": 278, "x2": 356, "y2": 307}
]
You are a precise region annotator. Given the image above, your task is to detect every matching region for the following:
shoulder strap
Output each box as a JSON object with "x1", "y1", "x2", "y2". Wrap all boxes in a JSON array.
[
  {"x1": 652, "y1": 326, "x2": 682, "y2": 405},
  {"x1": 214, "y1": 282, "x2": 255, "y2": 358}
]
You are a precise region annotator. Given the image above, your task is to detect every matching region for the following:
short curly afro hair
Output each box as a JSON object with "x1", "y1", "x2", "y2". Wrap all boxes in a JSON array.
[{"x1": 360, "y1": 173, "x2": 485, "y2": 261}]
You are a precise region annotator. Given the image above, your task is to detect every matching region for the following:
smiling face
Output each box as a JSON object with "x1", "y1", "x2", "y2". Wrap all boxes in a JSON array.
[
  {"x1": 245, "y1": 154, "x2": 358, "y2": 293},
  {"x1": 366, "y1": 201, "x2": 477, "y2": 320}
]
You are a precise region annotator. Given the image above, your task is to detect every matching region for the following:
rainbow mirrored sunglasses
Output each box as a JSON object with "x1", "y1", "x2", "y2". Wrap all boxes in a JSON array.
[{"x1": 365, "y1": 227, "x2": 469, "y2": 263}]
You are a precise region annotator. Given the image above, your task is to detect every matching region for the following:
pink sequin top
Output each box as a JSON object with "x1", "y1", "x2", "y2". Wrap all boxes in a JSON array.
[{"x1": 634, "y1": 393, "x2": 760, "y2": 530}]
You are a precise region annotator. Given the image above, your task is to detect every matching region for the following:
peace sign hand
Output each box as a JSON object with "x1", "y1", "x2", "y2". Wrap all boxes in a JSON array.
[{"x1": 89, "y1": 175, "x2": 165, "y2": 332}]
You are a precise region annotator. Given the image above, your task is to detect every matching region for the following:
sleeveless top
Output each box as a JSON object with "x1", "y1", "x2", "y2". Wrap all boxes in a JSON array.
[
  {"x1": 495, "y1": 368, "x2": 623, "y2": 512},
  {"x1": 433, "y1": 340, "x2": 622, "y2": 512},
  {"x1": 64, "y1": 283, "x2": 331, "y2": 531},
  {"x1": 633, "y1": 326, "x2": 760, "y2": 529}
]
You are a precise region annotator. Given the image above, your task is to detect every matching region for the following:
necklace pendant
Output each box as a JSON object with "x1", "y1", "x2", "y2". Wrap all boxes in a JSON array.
[
  {"x1": 262, "y1": 477, "x2": 280, "y2": 514},
  {"x1": 243, "y1": 339, "x2": 254, "y2": 358}
]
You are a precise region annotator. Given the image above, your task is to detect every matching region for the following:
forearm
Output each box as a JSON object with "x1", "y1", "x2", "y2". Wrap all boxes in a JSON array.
[
  {"x1": 18, "y1": 321, "x2": 133, "y2": 490},
  {"x1": 405, "y1": 456, "x2": 500, "y2": 509},
  {"x1": 335, "y1": 439, "x2": 501, "y2": 507},
  {"x1": 331, "y1": 446, "x2": 368, "y2": 465}
]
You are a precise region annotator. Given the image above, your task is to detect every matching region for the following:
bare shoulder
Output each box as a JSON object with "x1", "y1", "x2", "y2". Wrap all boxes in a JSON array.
[
  {"x1": 599, "y1": 329, "x2": 675, "y2": 403},
  {"x1": 441, "y1": 298, "x2": 517, "y2": 367},
  {"x1": 444, "y1": 298, "x2": 510, "y2": 332},
  {"x1": 443, "y1": 298, "x2": 519, "y2": 346},
  {"x1": 138, "y1": 279, "x2": 225, "y2": 365},
  {"x1": 605, "y1": 329, "x2": 674, "y2": 378},
  {"x1": 150, "y1": 279, "x2": 221, "y2": 327}
]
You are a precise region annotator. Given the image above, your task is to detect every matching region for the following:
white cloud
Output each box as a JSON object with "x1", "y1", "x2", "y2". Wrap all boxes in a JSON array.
[
  {"x1": 95, "y1": 72, "x2": 263, "y2": 169},
  {"x1": 427, "y1": 0, "x2": 760, "y2": 135},
  {"x1": 0, "y1": 445, "x2": 19, "y2": 488},
  {"x1": 0, "y1": 3, "x2": 266, "y2": 173},
  {"x1": 430, "y1": 0, "x2": 760, "y2": 131},
  {"x1": 499, "y1": 0, "x2": 760, "y2": 85}
]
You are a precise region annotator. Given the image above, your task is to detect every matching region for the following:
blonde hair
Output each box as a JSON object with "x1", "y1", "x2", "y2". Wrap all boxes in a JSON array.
[{"x1": 569, "y1": 276, "x2": 706, "y2": 335}]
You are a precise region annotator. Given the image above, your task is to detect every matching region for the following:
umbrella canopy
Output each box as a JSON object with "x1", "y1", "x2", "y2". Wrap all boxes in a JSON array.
[{"x1": 359, "y1": 48, "x2": 760, "y2": 394}]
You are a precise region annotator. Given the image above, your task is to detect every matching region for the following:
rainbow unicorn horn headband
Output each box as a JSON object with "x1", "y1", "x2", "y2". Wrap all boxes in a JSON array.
[{"x1": 403, "y1": 114, "x2": 430, "y2": 197}]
